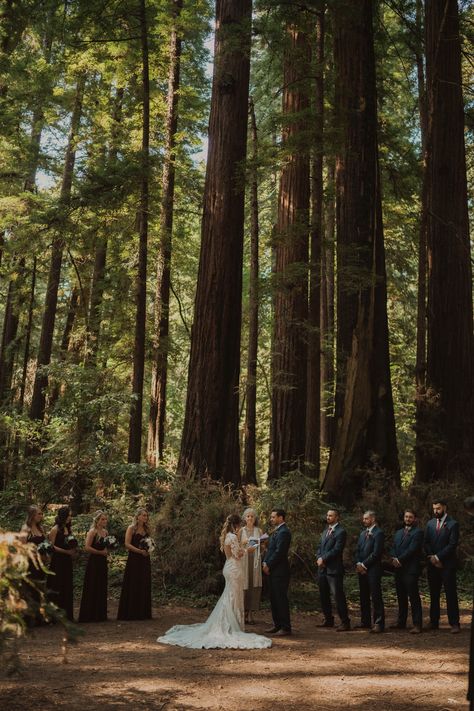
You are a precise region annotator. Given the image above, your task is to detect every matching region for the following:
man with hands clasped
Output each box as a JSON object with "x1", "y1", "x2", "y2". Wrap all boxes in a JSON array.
[
  {"x1": 262, "y1": 509, "x2": 292, "y2": 636},
  {"x1": 424, "y1": 499, "x2": 460, "y2": 633},
  {"x1": 316, "y1": 509, "x2": 351, "y2": 631},
  {"x1": 355, "y1": 510, "x2": 385, "y2": 633},
  {"x1": 389, "y1": 508, "x2": 424, "y2": 633}
]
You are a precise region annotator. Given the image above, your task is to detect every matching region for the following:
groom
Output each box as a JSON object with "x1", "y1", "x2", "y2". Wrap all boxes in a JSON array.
[{"x1": 262, "y1": 509, "x2": 292, "y2": 636}]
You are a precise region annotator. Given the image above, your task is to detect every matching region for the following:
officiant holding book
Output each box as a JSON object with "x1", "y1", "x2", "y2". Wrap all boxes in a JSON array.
[{"x1": 240, "y1": 508, "x2": 265, "y2": 625}]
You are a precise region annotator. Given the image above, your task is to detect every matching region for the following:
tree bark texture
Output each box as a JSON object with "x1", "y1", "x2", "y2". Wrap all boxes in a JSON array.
[
  {"x1": 147, "y1": 0, "x2": 183, "y2": 467},
  {"x1": 416, "y1": 0, "x2": 474, "y2": 481},
  {"x1": 128, "y1": 0, "x2": 150, "y2": 463},
  {"x1": 320, "y1": 157, "x2": 335, "y2": 449},
  {"x1": 269, "y1": 21, "x2": 311, "y2": 480},
  {"x1": 178, "y1": 0, "x2": 252, "y2": 484},
  {"x1": 305, "y1": 9, "x2": 324, "y2": 479},
  {"x1": 243, "y1": 96, "x2": 259, "y2": 485},
  {"x1": 323, "y1": 0, "x2": 399, "y2": 501}
]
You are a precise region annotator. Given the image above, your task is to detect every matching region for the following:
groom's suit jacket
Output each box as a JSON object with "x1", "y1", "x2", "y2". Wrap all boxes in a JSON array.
[
  {"x1": 316, "y1": 524, "x2": 346, "y2": 576},
  {"x1": 263, "y1": 523, "x2": 291, "y2": 577}
]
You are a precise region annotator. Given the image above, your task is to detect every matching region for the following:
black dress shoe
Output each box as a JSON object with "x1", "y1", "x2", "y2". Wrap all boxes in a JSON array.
[
  {"x1": 317, "y1": 620, "x2": 334, "y2": 628},
  {"x1": 336, "y1": 622, "x2": 351, "y2": 631},
  {"x1": 264, "y1": 627, "x2": 280, "y2": 634},
  {"x1": 353, "y1": 624, "x2": 371, "y2": 630},
  {"x1": 274, "y1": 629, "x2": 292, "y2": 636},
  {"x1": 425, "y1": 622, "x2": 439, "y2": 631},
  {"x1": 389, "y1": 623, "x2": 406, "y2": 630}
]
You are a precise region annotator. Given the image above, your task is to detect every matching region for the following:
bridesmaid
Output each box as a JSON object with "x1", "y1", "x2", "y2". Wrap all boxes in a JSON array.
[
  {"x1": 240, "y1": 507, "x2": 263, "y2": 625},
  {"x1": 117, "y1": 508, "x2": 152, "y2": 620},
  {"x1": 20, "y1": 505, "x2": 47, "y2": 625},
  {"x1": 78, "y1": 510, "x2": 108, "y2": 623},
  {"x1": 49, "y1": 506, "x2": 75, "y2": 620}
]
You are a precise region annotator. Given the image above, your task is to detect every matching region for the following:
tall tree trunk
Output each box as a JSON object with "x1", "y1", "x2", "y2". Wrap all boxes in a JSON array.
[
  {"x1": 269, "y1": 19, "x2": 311, "y2": 480},
  {"x1": 178, "y1": 0, "x2": 252, "y2": 484},
  {"x1": 48, "y1": 286, "x2": 80, "y2": 410},
  {"x1": 416, "y1": 0, "x2": 474, "y2": 482},
  {"x1": 243, "y1": 96, "x2": 259, "y2": 485},
  {"x1": 305, "y1": 8, "x2": 324, "y2": 479},
  {"x1": 147, "y1": 0, "x2": 183, "y2": 467},
  {"x1": 29, "y1": 74, "x2": 85, "y2": 422},
  {"x1": 127, "y1": 0, "x2": 150, "y2": 463},
  {"x1": 320, "y1": 156, "x2": 335, "y2": 449},
  {"x1": 323, "y1": 0, "x2": 399, "y2": 502},
  {"x1": 86, "y1": 87, "x2": 124, "y2": 368}
]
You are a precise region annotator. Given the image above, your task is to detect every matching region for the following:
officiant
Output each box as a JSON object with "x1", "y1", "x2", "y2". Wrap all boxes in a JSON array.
[{"x1": 240, "y1": 508, "x2": 264, "y2": 625}]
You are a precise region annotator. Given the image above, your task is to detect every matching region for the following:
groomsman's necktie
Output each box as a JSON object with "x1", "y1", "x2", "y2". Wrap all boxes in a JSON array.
[
  {"x1": 365, "y1": 529, "x2": 370, "y2": 540},
  {"x1": 325, "y1": 528, "x2": 332, "y2": 539},
  {"x1": 402, "y1": 526, "x2": 410, "y2": 540},
  {"x1": 436, "y1": 519, "x2": 441, "y2": 533}
]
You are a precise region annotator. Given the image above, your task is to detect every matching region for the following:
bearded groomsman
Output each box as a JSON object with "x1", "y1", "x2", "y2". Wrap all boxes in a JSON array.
[
  {"x1": 316, "y1": 509, "x2": 351, "y2": 631},
  {"x1": 355, "y1": 510, "x2": 385, "y2": 633},
  {"x1": 389, "y1": 508, "x2": 424, "y2": 633},
  {"x1": 424, "y1": 499, "x2": 460, "y2": 633}
]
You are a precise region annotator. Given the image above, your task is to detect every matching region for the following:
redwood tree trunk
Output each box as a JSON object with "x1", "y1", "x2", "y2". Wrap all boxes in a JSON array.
[
  {"x1": 305, "y1": 9, "x2": 324, "y2": 479},
  {"x1": 320, "y1": 157, "x2": 335, "y2": 449},
  {"x1": 29, "y1": 74, "x2": 85, "y2": 422},
  {"x1": 323, "y1": 0, "x2": 399, "y2": 501},
  {"x1": 127, "y1": 0, "x2": 150, "y2": 463},
  {"x1": 147, "y1": 0, "x2": 182, "y2": 467},
  {"x1": 416, "y1": 0, "x2": 474, "y2": 481},
  {"x1": 178, "y1": 0, "x2": 252, "y2": 484},
  {"x1": 269, "y1": 20, "x2": 311, "y2": 480},
  {"x1": 243, "y1": 96, "x2": 259, "y2": 485}
]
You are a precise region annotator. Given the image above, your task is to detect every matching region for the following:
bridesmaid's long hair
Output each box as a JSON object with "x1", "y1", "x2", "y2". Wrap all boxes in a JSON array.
[
  {"x1": 23, "y1": 505, "x2": 45, "y2": 536},
  {"x1": 55, "y1": 506, "x2": 72, "y2": 534},
  {"x1": 219, "y1": 514, "x2": 241, "y2": 552},
  {"x1": 132, "y1": 508, "x2": 150, "y2": 536}
]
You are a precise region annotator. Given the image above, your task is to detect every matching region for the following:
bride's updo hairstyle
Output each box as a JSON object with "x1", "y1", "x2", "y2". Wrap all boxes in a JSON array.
[{"x1": 219, "y1": 513, "x2": 241, "y2": 551}]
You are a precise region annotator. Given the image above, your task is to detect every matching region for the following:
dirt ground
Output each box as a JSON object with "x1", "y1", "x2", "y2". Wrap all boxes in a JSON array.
[{"x1": 1, "y1": 603, "x2": 471, "y2": 711}]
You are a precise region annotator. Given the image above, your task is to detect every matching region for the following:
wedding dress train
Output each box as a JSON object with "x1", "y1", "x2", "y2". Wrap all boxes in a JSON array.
[{"x1": 157, "y1": 532, "x2": 272, "y2": 649}]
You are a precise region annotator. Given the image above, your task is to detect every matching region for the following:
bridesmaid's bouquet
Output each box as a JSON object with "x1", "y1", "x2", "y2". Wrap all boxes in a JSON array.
[
  {"x1": 64, "y1": 534, "x2": 78, "y2": 549},
  {"x1": 37, "y1": 540, "x2": 53, "y2": 557},
  {"x1": 100, "y1": 535, "x2": 118, "y2": 550},
  {"x1": 139, "y1": 536, "x2": 155, "y2": 554}
]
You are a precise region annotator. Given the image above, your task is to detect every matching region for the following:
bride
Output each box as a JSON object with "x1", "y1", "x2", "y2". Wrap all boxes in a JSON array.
[{"x1": 157, "y1": 514, "x2": 272, "y2": 649}]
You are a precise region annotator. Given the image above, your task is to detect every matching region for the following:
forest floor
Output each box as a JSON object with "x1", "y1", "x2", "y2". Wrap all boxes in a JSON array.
[{"x1": 1, "y1": 603, "x2": 471, "y2": 711}]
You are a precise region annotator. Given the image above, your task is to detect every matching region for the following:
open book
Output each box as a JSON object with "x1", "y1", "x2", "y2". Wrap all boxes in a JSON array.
[{"x1": 248, "y1": 533, "x2": 269, "y2": 546}]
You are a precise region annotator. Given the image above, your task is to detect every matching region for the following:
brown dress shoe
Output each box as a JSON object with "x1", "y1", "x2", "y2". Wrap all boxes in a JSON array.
[
  {"x1": 264, "y1": 627, "x2": 280, "y2": 634},
  {"x1": 274, "y1": 629, "x2": 292, "y2": 636},
  {"x1": 410, "y1": 625, "x2": 422, "y2": 634},
  {"x1": 317, "y1": 620, "x2": 334, "y2": 628},
  {"x1": 336, "y1": 622, "x2": 351, "y2": 631},
  {"x1": 425, "y1": 622, "x2": 439, "y2": 631},
  {"x1": 389, "y1": 623, "x2": 406, "y2": 630},
  {"x1": 451, "y1": 625, "x2": 461, "y2": 634}
]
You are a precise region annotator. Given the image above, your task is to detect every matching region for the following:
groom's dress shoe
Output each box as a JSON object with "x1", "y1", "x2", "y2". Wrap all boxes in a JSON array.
[
  {"x1": 264, "y1": 627, "x2": 280, "y2": 634},
  {"x1": 274, "y1": 629, "x2": 292, "y2": 636}
]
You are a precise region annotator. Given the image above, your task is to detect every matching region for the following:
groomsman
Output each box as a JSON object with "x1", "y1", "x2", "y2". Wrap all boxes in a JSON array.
[
  {"x1": 316, "y1": 509, "x2": 351, "y2": 631},
  {"x1": 389, "y1": 508, "x2": 424, "y2": 633},
  {"x1": 263, "y1": 509, "x2": 292, "y2": 636},
  {"x1": 355, "y1": 510, "x2": 385, "y2": 633},
  {"x1": 424, "y1": 499, "x2": 460, "y2": 633}
]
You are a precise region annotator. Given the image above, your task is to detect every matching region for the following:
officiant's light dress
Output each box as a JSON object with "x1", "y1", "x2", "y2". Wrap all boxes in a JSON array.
[{"x1": 157, "y1": 533, "x2": 272, "y2": 649}]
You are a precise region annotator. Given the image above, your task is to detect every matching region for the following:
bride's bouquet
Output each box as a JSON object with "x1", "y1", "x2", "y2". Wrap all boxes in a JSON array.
[{"x1": 139, "y1": 536, "x2": 155, "y2": 554}]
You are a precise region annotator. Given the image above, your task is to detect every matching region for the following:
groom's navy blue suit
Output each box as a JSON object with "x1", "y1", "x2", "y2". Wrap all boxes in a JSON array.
[
  {"x1": 355, "y1": 525, "x2": 385, "y2": 629},
  {"x1": 263, "y1": 523, "x2": 291, "y2": 633},
  {"x1": 316, "y1": 523, "x2": 350, "y2": 626}
]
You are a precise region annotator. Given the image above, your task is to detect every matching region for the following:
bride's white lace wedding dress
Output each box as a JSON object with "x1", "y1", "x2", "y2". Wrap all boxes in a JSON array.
[{"x1": 157, "y1": 532, "x2": 272, "y2": 649}]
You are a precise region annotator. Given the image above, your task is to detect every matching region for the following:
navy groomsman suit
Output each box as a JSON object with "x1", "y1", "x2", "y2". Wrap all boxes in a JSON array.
[
  {"x1": 390, "y1": 523, "x2": 424, "y2": 629},
  {"x1": 263, "y1": 521, "x2": 292, "y2": 633},
  {"x1": 316, "y1": 522, "x2": 350, "y2": 628},
  {"x1": 355, "y1": 521, "x2": 385, "y2": 631},
  {"x1": 424, "y1": 511, "x2": 460, "y2": 629}
]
